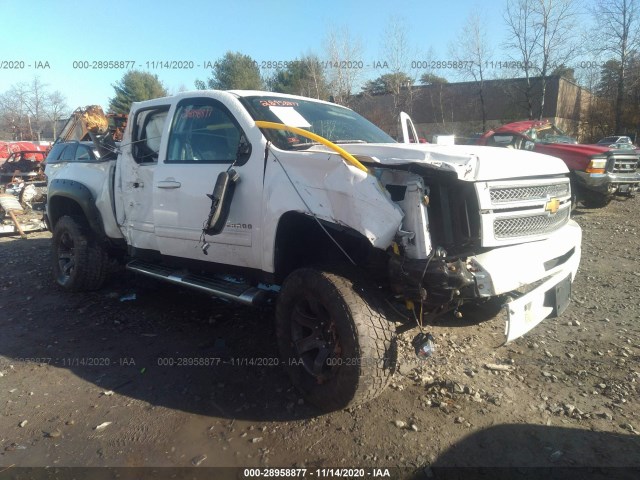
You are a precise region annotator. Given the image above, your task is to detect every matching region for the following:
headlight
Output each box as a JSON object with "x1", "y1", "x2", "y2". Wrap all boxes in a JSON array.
[{"x1": 586, "y1": 157, "x2": 607, "y2": 174}]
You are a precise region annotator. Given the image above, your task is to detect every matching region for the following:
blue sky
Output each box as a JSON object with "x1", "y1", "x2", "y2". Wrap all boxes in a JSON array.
[{"x1": 1, "y1": 0, "x2": 594, "y2": 110}]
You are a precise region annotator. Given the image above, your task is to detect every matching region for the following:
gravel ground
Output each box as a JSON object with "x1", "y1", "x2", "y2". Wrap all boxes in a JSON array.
[{"x1": 0, "y1": 198, "x2": 639, "y2": 479}]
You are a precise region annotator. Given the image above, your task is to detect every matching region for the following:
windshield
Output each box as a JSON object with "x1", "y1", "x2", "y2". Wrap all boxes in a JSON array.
[
  {"x1": 598, "y1": 136, "x2": 632, "y2": 144},
  {"x1": 525, "y1": 124, "x2": 577, "y2": 144},
  {"x1": 241, "y1": 95, "x2": 396, "y2": 150},
  {"x1": 610, "y1": 142, "x2": 636, "y2": 149}
]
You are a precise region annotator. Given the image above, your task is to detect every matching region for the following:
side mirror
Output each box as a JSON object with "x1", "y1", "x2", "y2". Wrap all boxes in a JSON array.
[
  {"x1": 524, "y1": 141, "x2": 535, "y2": 151},
  {"x1": 203, "y1": 169, "x2": 240, "y2": 237},
  {"x1": 237, "y1": 134, "x2": 252, "y2": 164}
]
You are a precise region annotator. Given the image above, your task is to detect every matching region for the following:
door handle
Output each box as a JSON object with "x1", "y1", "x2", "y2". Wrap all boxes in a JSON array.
[{"x1": 156, "y1": 180, "x2": 182, "y2": 189}]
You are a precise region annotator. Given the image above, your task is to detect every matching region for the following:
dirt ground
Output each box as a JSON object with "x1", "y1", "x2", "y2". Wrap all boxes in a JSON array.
[{"x1": 1, "y1": 198, "x2": 639, "y2": 479}]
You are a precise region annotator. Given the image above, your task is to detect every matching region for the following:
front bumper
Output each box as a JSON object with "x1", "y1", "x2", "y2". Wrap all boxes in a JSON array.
[
  {"x1": 575, "y1": 170, "x2": 640, "y2": 195},
  {"x1": 469, "y1": 220, "x2": 582, "y2": 342},
  {"x1": 502, "y1": 270, "x2": 571, "y2": 343}
]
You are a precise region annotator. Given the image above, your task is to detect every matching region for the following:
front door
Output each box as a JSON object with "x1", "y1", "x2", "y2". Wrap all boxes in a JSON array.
[{"x1": 153, "y1": 97, "x2": 261, "y2": 268}]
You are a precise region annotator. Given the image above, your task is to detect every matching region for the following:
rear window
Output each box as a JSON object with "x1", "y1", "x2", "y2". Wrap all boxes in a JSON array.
[
  {"x1": 44, "y1": 143, "x2": 68, "y2": 164},
  {"x1": 74, "y1": 145, "x2": 98, "y2": 161},
  {"x1": 59, "y1": 144, "x2": 76, "y2": 162},
  {"x1": 44, "y1": 142, "x2": 104, "y2": 164}
]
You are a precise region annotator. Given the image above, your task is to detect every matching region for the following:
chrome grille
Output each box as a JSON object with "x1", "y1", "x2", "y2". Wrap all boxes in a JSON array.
[
  {"x1": 494, "y1": 207, "x2": 571, "y2": 239},
  {"x1": 490, "y1": 183, "x2": 569, "y2": 203},
  {"x1": 613, "y1": 157, "x2": 638, "y2": 174}
]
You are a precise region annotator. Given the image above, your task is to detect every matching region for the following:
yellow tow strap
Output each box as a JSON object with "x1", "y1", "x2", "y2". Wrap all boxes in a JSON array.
[{"x1": 255, "y1": 121, "x2": 368, "y2": 173}]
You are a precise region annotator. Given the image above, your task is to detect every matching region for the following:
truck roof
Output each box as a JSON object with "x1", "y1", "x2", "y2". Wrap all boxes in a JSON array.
[
  {"x1": 130, "y1": 89, "x2": 348, "y2": 111},
  {"x1": 228, "y1": 90, "x2": 341, "y2": 107}
]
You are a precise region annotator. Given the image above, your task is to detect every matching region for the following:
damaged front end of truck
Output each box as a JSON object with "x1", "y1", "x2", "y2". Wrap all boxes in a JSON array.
[
  {"x1": 358, "y1": 144, "x2": 581, "y2": 343},
  {"x1": 243, "y1": 93, "x2": 581, "y2": 345},
  {"x1": 262, "y1": 135, "x2": 581, "y2": 344}
]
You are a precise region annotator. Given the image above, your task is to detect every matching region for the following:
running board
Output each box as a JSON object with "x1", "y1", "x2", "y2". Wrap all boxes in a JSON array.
[{"x1": 126, "y1": 259, "x2": 271, "y2": 306}]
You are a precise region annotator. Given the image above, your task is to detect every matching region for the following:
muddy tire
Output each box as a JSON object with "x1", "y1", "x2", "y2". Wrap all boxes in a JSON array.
[
  {"x1": 276, "y1": 268, "x2": 396, "y2": 411},
  {"x1": 52, "y1": 215, "x2": 108, "y2": 292}
]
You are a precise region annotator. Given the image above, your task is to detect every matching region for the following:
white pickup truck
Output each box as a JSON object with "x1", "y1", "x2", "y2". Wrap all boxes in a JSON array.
[{"x1": 45, "y1": 90, "x2": 582, "y2": 410}]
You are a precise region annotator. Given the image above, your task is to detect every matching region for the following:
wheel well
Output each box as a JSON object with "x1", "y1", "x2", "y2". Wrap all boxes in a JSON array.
[
  {"x1": 48, "y1": 196, "x2": 86, "y2": 228},
  {"x1": 47, "y1": 179, "x2": 106, "y2": 241},
  {"x1": 273, "y1": 211, "x2": 385, "y2": 283}
]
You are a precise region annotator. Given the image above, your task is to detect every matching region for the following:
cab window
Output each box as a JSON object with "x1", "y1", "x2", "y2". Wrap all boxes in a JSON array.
[{"x1": 167, "y1": 99, "x2": 242, "y2": 163}]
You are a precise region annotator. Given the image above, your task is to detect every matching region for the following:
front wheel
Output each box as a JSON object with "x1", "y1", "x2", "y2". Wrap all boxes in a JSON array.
[
  {"x1": 581, "y1": 192, "x2": 612, "y2": 208},
  {"x1": 276, "y1": 268, "x2": 397, "y2": 411},
  {"x1": 51, "y1": 215, "x2": 108, "y2": 292}
]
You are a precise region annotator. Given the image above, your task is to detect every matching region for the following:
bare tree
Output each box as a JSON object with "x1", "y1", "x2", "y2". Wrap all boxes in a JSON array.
[
  {"x1": 0, "y1": 78, "x2": 68, "y2": 141},
  {"x1": 379, "y1": 17, "x2": 419, "y2": 134},
  {"x1": 535, "y1": 0, "x2": 579, "y2": 118},
  {"x1": 304, "y1": 55, "x2": 328, "y2": 99},
  {"x1": 46, "y1": 90, "x2": 69, "y2": 139},
  {"x1": 0, "y1": 83, "x2": 30, "y2": 140},
  {"x1": 504, "y1": 0, "x2": 540, "y2": 118},
  {"x1": 25, "y1": 77, "x2": 50, "y2": 140},
  {"x1": 451, "y1": 12, "x2": 494, "y2": 131},
  {"x1": 324, "y1": 26, "x2": 364, "y2": 106},
  {"x1": 592, "y1": 0, "x2": 640, "y2": 132},
  {"x1": 382, "y1": 17, "x2": 411, "y2": 74},
  {"x1": 504, "y1": 0, "x2": 578, "y2": 119}
]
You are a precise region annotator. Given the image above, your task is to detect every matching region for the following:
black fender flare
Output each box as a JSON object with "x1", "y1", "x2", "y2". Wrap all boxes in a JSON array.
[{"x1": 48, "y1": 178, "x2": 106, "y2": 240}]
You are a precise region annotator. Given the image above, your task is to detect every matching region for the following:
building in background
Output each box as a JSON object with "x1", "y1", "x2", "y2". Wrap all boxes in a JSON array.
[{"x1": 352, "y1": 75, "x2": 593, "y2": 144}]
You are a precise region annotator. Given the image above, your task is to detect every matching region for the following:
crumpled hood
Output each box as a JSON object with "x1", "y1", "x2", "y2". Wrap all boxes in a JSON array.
[{"x1": 318, "y1": 143, "x2": 569, "y2": 181}]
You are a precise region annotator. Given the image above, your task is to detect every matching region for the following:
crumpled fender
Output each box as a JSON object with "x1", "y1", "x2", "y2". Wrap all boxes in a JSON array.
[{"x1": 262, "y1": 149, "x2": 403, "y2": 271}]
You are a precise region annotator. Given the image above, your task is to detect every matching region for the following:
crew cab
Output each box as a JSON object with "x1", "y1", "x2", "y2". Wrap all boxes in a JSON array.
[
  {"x1": 45, "y1": 91, "x2": 582, "y2": 410},
  {"x1": 478, "y1": 120, "x2": 640, "y2": 207}
]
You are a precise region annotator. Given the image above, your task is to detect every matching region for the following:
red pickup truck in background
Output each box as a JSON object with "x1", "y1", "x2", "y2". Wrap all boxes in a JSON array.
[{"x1": 477, "y1": 120, "x2": 640, "y2": 207}]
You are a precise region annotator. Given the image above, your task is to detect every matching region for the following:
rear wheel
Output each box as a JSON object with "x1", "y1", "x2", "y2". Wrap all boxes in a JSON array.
[
  {"x1": 276, "y1": 268, "x2": 396, "y2": 411},
  {"x1": 52, "y1": 215, "x2": 108, "y2": 292}
]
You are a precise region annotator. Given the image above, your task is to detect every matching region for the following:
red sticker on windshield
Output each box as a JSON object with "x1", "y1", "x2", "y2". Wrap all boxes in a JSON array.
[{"x1": 182, "y1": 107, "x2": 213, "y2": 119}]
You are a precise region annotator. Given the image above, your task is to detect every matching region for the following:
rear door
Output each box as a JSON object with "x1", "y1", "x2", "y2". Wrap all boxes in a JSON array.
[{"x1": 115, "y1": 103, "x2": 170, "y2": 251}]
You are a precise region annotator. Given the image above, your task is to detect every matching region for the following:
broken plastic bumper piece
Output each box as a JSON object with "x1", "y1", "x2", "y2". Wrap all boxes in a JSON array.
[{"x1": 503, "y1": 272, "x2": 572, "y2": 343}]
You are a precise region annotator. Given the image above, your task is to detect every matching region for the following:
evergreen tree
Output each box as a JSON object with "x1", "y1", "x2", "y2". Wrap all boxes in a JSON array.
[
  {"x1": 109, "y1": 71, "x2": 167, "y2": 114},
  {"x1": 195, "y1": 52, "x2": 262, "y2": 90}
]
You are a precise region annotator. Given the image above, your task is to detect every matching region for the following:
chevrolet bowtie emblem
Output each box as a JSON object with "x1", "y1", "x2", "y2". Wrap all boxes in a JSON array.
[{"x1": 545, "y1": 198, "x2": 560, "y2": 214}]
